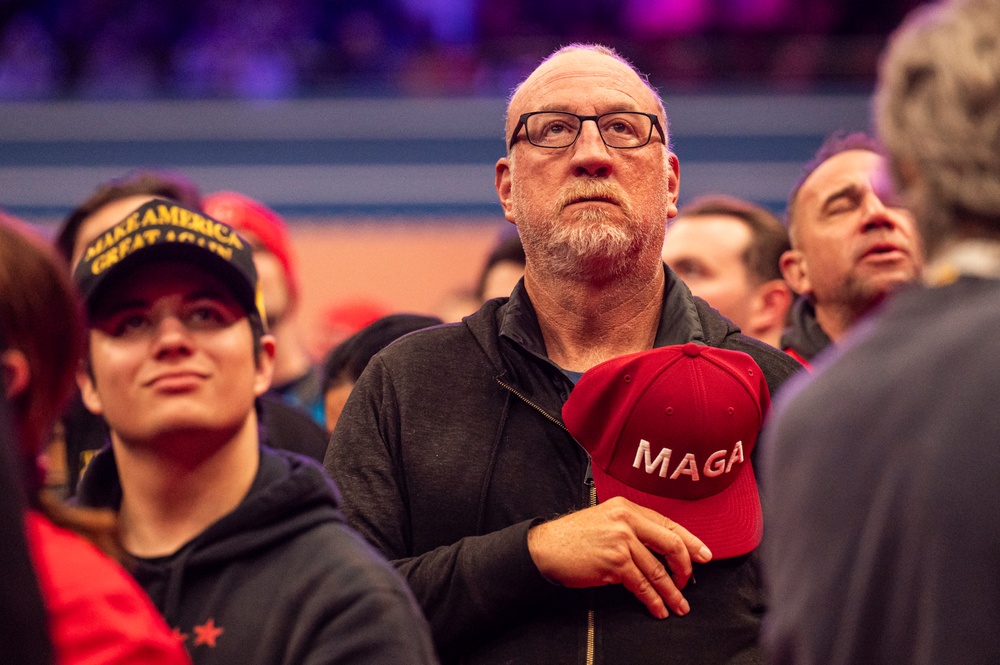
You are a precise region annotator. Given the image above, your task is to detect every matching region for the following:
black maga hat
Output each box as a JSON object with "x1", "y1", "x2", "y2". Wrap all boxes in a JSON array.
[{"x1": 73, "y1": 198, "x2": 265, "y2": 325}]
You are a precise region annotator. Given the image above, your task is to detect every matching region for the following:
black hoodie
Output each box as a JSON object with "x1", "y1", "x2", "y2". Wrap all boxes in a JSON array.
[
  {"x1": 77, "y1": 446, "x2": 439, "y2": 665},
  {"x1": 779, "y1": 297, "x2": 833, "y2": 367}
]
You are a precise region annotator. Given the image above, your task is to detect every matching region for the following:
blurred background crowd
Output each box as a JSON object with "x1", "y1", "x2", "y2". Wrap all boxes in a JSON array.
[{"x1": 1, "y1": 0, "x2": 927, "y2": 100}]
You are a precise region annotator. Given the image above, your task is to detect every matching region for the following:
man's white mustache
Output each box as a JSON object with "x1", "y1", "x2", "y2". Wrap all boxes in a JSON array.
[{"x1": 558, "y1": 184, "x2": 627, "y2": 211}]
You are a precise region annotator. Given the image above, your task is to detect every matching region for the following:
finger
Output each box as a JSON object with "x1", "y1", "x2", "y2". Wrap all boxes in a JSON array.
[
  {"x1": 619, "y1": 559, "x2": 671, "y2": 619},
  {"x1": 629, "y1": 540, "x2": 691, "y2": 617},
  {"x1": 629, "y1": 503, "x2": 713, "y2": 564},
  {"x1": 628, "y1": 519, "x2": 695, "y2": 591}
]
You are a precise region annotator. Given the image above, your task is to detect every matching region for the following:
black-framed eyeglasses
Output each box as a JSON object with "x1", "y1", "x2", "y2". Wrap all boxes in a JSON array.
[{"x1": 508, "y1": 111, "x2": 664, "y2": 150}]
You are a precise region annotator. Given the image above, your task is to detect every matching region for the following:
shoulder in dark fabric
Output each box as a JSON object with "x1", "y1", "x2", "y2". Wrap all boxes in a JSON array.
[{"x1": 259, "y1": 395, "x2": 329, "y2": 462}]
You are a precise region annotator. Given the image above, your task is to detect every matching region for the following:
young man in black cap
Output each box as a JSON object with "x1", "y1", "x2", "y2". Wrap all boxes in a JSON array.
[
  {"x1": 51, "y1": 172, "x2": 327, "y2": 497},
  {"x1": 72, "y1": 199, "x2": 439, "y2": 665}
]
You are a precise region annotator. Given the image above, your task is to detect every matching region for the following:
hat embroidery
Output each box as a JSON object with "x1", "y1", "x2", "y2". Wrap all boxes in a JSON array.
[
  {"x1": 84, "y1": 203, "x2": 245, "y2": 275},
  {"x1": 633, "y1": 438, "x2": 745, "y2": 481}
]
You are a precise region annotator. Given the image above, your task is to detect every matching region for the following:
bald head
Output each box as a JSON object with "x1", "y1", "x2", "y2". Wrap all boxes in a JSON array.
[{"x1": 505, "y1": 45, "x2": 668, "y2": 154}]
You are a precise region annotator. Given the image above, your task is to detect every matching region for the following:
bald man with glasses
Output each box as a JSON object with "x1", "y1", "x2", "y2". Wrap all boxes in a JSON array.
[{"x1": 326, "y1": 43, "x2": 801, "y2": 665}]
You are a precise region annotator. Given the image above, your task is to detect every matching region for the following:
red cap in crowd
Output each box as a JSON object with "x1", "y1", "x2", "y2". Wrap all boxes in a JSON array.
[{"x1": 202, "y1": 191, "x2": 299, "y2": 302}]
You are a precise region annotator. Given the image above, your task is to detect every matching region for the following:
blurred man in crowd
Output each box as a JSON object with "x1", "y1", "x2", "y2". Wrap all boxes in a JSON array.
[
  {"x1": 663, "y1": 194, "x2": 792, "y2": 348},
  {"x1": 779, "y1": 132, "x2": 924, "y2": 368}
]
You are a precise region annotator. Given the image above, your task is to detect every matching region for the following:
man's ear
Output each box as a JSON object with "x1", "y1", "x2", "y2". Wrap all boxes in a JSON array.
[
  {"x1": 254, "y1": 335, "x2": 277, "y2": 397},
  {"x1": 780, "y1": 249, "x2": 811, "y2": 297},
  {"x1": 77, "y1": 365, "x2": 103, "y2": 416},
  {"x1": 1, "y1": 349, "x2": 31, "y2": 400},
  {"x1": 665, "y1": 152, "x2": 680, "y2": 219},
  {"x1": 747, "y1": 279, "x2": 794, "y2": 336},
  {"x1": 495, "y1": 157, "x2": 516, "y2": 224}
]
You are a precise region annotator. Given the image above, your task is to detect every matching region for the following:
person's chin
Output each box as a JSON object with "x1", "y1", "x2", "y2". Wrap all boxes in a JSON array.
[
  {"x1": 852, "y1": 272, "x2": 918, "y2": 307},
  {"x1": 876, "y1": 264, "x2": 921, "y2": 288},
  {"x1": 139, "y1": 400, "x2": 217, "y2": 430}
]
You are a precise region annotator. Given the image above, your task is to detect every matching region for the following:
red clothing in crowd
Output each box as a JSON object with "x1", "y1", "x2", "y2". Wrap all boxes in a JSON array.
[{"x1": 25, "y1": 510, "x2": 191, "y2": 665}]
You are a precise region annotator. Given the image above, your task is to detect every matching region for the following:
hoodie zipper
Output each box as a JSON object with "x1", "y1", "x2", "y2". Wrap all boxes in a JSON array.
[
  {"x1": 586, "y1": 463, "x2": 597, "y2": 665},
  {"x1": 496, "y1": 378, "x2": 570, "y2": 432},
  {"x1": 497, "y1": 377, "x2": 597, "y2": 665}
]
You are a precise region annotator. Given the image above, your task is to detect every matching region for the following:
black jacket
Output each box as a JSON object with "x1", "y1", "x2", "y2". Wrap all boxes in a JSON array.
[
  {"x1": 325, "y1": 270, "x2": 802, "y2": 665},
  {"x1": 779, "y1": 297, "x2": 832, "y2": 367},
  {"x1": 77, "y1": 446, "x2": 439, "y2": 665}
]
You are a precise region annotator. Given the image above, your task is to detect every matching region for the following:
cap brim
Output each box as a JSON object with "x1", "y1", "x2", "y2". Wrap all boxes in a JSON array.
[
  {"x1": 83, "y1": 242, "x2": 258, "y2": 322},
  {"x1": 592, "y1": 458, "x2": 762, "y2": 559}
]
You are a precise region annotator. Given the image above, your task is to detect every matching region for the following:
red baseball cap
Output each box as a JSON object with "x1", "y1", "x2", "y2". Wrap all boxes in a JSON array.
[
  {"x1": 202, "y1": 191, "x2": 299, "y2": 302},
  {"x1": 562, "y1": 343, "x2": 771, "y2": 559}
]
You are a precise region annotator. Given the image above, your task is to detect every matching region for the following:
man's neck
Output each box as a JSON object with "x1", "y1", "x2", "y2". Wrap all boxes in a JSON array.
[
  {"x1": 525, "y1": 264, "x2": 665, "y2": 372},
  {"x1": 111, "y1": 417, "x2": 261, "y2": 558},
  {"x1": 814, "y1": 302, "x2": 864, "y2": 344}
]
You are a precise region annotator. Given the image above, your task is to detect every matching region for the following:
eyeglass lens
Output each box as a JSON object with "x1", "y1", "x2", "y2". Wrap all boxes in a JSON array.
[{"x1": 525, "y1": 112, "x2": 653, "y2": 148}]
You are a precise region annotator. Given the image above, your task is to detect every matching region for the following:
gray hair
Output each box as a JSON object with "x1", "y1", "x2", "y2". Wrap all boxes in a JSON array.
[{"x1": 875, "y1": 0, "x2": 1000, "y2": 256}]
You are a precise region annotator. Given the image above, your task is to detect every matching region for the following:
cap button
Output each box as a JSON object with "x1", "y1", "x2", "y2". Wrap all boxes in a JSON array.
[{"x1": 682, "y1": 342, "x2": 703, "y2": 357}]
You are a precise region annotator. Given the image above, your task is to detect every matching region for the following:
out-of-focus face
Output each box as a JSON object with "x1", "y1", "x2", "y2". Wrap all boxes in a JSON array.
[
  {"x1": 323, "y1": 381, "x2": 354, "y2": 434},
  {"x1": 246, "y1": 242, "x2": 292, "y2": 327},
  {"x1": 480, "y1": 260, "x2": 525, "y2": 301},
  {"x1": 79, "y1": 261, "x2": 274, "y2": 447},
  {"x1": 495, "y1": 49, "x2": 679, "y2": 282},
  {"x1": 662, "y1": 214, "x2": 757, "y2": 330},
  {"x1": 784, "y1": 150, "x2": 923, "y2": 319},
  {"x1": 72, "y1": 195, "x2": 157, "y2": 268}
]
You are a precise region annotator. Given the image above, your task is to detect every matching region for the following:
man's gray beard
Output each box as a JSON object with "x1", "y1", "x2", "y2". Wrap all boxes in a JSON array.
[{"x1": 520, "y1": 206, "x2": 645, "y2": 281}]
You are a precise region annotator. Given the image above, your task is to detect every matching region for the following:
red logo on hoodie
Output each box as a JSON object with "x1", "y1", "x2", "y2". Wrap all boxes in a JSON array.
[{"x1": 193, "y1": 618, "x2": 224, "y2": 648}]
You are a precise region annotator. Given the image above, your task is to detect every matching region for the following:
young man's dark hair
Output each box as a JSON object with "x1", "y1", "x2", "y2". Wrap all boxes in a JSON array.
[
  {"x1": 55, "y1": 170, "x2": 202, "y2": 264},
  {"x1": 323, "y1": 314, "x2": 444, "y2": 393},
  {"x1": 321, "y1": 314, "x2": 442, "y2": 433}
]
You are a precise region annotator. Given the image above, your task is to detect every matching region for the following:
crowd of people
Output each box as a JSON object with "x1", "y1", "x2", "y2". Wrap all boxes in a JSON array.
[
  {"x1": 0, "y1": 0, "x2": 928, "y2": 99},
  {"x1": 3, "y1": 0, "x2": 1000, "y2": 662}
]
